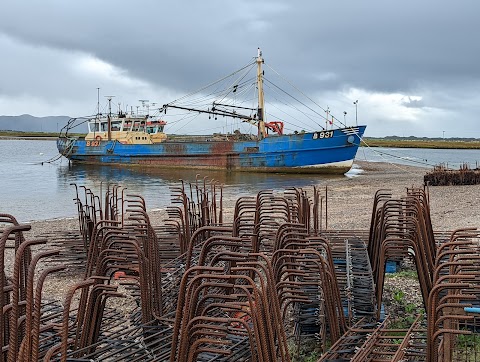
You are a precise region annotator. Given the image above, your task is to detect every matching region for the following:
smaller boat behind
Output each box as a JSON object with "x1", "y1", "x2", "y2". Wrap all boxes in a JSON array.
[{"x1": 58, "y1": 49, "x2": 366, "y2": 174}]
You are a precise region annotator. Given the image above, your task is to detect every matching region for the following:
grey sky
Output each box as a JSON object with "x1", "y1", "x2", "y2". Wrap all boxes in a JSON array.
[{"x1": 1, "y1": 0, "x2": 479, "y2": 137}]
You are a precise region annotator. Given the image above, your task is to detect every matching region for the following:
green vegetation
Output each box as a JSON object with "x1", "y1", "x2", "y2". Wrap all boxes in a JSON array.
[
  {"x1": 0, "y1": 130, "x2": 57, "y2": 137},
  {"x1": 392, "y1": 289, "x2": 405, "y2": 303},
  {"x1": 387, "y1": 286, "x2": 424, "y2": 330},
  {"x1": 390, "y1": 290, "x2": 418, "y2": 327},
  {"x1": 386, "y1": 270, "x2": 418, "y2": 279},
  {"x1": 385, "y1": 268, "x2": 425, "y2": 332},
  {"x1": 363, "y1": 137, "x2": 480, "y2": 149},
  {"x1": 288, "y1": 339, "x2": 323, "y2": 362},
  {"x1": 301, "y1": 351, "x2": 319, "y2": 362},
  {"x1": 454, "y1": 333, "x2": 480, "y2": 361},
  {"x1": 292, "y1": 350, "x2": 320, "y2": 362}
]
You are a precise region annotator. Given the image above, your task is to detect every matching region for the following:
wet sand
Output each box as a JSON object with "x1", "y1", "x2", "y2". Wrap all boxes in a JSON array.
[{"x1": 26, "y1": 160, "x2": 480, "y2": 236}]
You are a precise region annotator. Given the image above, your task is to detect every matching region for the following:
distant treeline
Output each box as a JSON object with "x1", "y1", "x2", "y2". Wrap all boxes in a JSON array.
[
  {"x1": 0, "y1": 130, "x2": 85, "y2": 139},
  {"x1": 370, "y1": 135, "x2": 480, "y2": 142},
  {"x1": 363, "y1": 137, "x2": 480, "y2": 149}
]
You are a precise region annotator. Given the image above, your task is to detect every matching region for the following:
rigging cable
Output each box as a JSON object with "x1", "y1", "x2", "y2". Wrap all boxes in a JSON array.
[
  {"x1": 263, "y1": 78, "x2": 326, "y2": 129},
  {"x1": 348, "y1": 134, "x2": 440, "y2": 176},
  {"x1": 265, "y1": 63, "x2": 331, "y2": 118},
  {"x1": 36, "y1": 116, "x2": 93, "y2": 165},
  {"x1": 263, "y1": 81, "x2": 319, "y2": 132},
  {"x1": 167, "y1": 60, "x2": 256, "y2": 106},
  {"x1": 359, "y1": 138, "x2": 438, "y2": 168}
]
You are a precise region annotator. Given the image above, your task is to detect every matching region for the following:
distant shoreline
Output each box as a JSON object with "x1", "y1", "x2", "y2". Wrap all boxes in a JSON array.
[
  {"x1": 0, "y1": 135, "x2": 57, "y2": 140},
  {"x1": 2, "y1": 132, "x2": 480, "y2": 149},
  {"x1": 363, "y1": 138, "x2": 480, "y2": 149}
]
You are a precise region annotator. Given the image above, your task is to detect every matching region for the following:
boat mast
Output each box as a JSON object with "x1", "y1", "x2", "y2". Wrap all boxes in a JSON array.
[
  {"x1": 106, "y1": 96, "x2": 114, "y2": 141},
  {"x1": 256, "y1": 48, "x2": 267, "y2": 139},
  {"x1": 94, "y1": 87, "x2": 100, "y2": 139}
]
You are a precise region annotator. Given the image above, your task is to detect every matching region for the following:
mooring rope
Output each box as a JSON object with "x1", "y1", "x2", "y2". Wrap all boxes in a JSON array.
[
  {"x1": 335, "y1": 125, "x2": 438, "y2": 176},
  {"x1": 34, "y1": 137, "x2": 76, "y2": 165},
  {"x1": 356, "y1": 138, "x2": 442, "y2": 176},
  {"x1": 360, "y1": 139, "x2": 437, "y2": 166},
  {"x1": 38, "y1": 153, "x2": 64, "y2": 165}
]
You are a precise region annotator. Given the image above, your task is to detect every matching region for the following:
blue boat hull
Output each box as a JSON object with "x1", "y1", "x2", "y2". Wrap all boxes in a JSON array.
[{"x1": 57, "y1": 126, "x2": 366, "y2": 174}]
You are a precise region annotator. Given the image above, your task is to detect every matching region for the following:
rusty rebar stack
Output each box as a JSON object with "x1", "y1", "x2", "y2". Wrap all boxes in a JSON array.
[
  {"x1": 425, "y1": 163, "x2": 480, "y2": 186},
  {"x1": 2, "y1": 178, "x2": 480, "y2": 361}
]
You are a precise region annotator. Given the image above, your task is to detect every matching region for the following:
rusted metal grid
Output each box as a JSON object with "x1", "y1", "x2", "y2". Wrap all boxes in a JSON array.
[
  {"x1": 5, "y1": 177, "x2": 480, "y2": 361},
  {"x1": 424, "y1": 163, "x2": 480, "y2": 186},
  {"x1": 0, "y1": 205, "x2": 169, "y2": 361},
  {"x1": 1, "y1": 181, "x2": 371, "y2": 361},
  {"x1": 367, "y1": 187, "x2": 436, "y2": 319},
  {"x1": 317, "y1": 315, "x2": 428, "y2": 362},
  {"x1": 426, "y1": 228, "x2": 480, "y2": 362}
]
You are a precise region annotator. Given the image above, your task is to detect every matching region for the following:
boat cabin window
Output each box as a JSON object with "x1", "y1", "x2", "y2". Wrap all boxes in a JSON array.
[
  {"x1": 147, "y1": 125, "x2": 159, "y2": 134},
  {"x1": 132, "y1": 120, "x2": 146, "y2": 132},
  {"x1": 111, "y1": 121, "x2": 122, "y2": 131},
  {"x1": 122, "y1": 122, "x2": 132, "y2": 131},
  {"x1": 88, "y1": 122, "x2": 100, "y2": 132},
  {"x1": 146, "y1": 122, "x2": 165, "y2": 134},
  {"x1": 87, "y1": 121, "x2": 108, "y2": 132},
  {"x1": 146, "y1": 125, "x2": 156, "y2": 134}
]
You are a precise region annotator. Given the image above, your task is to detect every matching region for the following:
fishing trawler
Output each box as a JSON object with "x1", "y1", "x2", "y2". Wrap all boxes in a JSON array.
[{"x1": 57, "y1": 49, "x2": 366, "y2": 174}]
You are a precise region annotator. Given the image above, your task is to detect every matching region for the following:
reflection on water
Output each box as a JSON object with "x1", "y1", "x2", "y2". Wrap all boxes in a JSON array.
[
  {"x1": 57, "y1": 162, "x2": 340, "y2": 213},
  {"x1": 6, "y1": 140, "x2": 480, "y2": 222},
  {"x1": 0, "y1": 139, "x2": 342, "y2": 222}
]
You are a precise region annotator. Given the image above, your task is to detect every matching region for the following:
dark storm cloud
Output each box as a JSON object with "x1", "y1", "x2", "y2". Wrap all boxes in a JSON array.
[
  {"x1": 1, "y1": 0, "x2": 479, "y2": 136},
  {"x1": 3, "y1": 0, "x2": 477, "y2": 92}
]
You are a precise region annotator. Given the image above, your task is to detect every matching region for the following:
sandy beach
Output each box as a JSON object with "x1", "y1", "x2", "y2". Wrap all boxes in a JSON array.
[
  {"x1": 26, "y1": 160, "x2": 480, "y2": 237},
  {"x1": 324, "y1": 160, "x2": 480, "y2": 232}
]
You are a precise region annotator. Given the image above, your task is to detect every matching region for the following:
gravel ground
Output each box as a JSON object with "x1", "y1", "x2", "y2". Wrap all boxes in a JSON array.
[
  {"x1": 16, "y1": 161, "x2": 480, "y2": 322},
  {"x1": 327, "y1": 160, "x2": 480, "y2": 231}
]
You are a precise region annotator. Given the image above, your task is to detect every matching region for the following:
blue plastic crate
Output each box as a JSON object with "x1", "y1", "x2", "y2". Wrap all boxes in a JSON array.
[{"x1": 385, "y1": 260, "x2": 397, "y2": 273}]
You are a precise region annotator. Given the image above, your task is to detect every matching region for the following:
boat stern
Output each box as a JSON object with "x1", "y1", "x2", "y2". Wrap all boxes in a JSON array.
[{"x1": 57, "y1": 137, "x2": 76, "y2": 158}]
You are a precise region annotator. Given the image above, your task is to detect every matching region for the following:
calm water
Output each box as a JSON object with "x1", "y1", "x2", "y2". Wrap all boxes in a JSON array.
[
  {"x1": 0, "y1": 140, "x2": 337, "y2": 222},
  {"x1": 1, "y1": 140, "x2": 480, "y2": 222},
  {"x1": 357, "y1": 146, "x2": 480, "y2": 169}
]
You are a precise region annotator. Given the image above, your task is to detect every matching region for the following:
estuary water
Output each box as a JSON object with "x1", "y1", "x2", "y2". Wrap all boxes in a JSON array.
[
  {"x1": 357, "y1": 146, "x2": 480, "y2": 169},
  {"x1": 1, "y1": 139, "x2": 480, "y2": 222}
]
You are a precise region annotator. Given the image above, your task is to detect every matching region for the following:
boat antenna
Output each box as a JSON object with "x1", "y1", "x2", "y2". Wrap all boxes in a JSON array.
[
  {"x1": 105, "y1": 96, "x2": 115, "y2": 116},
  {"x1": 257, "y1": 47, "x2": 267, "y2": 139},
  {"x1": 96, "y1": 87, "x2": 100, "y2": 117},
  {"x1": 105, "y1": 95, "x2": 114, "y2": 141},
  {"x1": 139, "y1": 99, "x2": 149, "y2": 116},
  {"x1": 94, "y1": 87, "x2": 100, "y2": 139}
]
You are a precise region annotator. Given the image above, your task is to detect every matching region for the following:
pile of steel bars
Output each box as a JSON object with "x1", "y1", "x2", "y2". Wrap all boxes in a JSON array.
[
  {"x1": 367, "y1": 187, "x2": 436, "y2": 317},
  {"x1": 427, "y1": 228, "x2": 480, "y2": 362},
  {"x1": 318, "y1": 315, "x2": 428, "y2": 362},
  {"x1": 3, "y1": 179, "x2": 480, "y2": 361}
]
